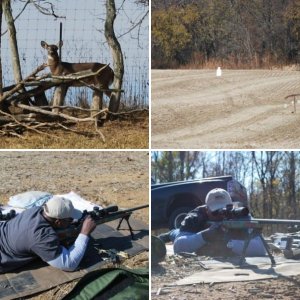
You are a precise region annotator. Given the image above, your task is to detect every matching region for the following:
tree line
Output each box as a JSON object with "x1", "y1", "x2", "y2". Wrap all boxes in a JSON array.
[
  {"x1": 152, "y1": 0, "x2": 300, "y2": 68},
  {"x1": 151, "y1": 151, "x2": 300, "y2": 221}
]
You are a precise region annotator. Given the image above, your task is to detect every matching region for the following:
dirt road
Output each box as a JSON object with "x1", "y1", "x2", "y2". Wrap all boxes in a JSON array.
[
  {"x1": 0, "y1": 151, "x2": 149, "y2": 299},
  {"x1": 152, "y1": 69, "x2": 300, "y2": 148}
]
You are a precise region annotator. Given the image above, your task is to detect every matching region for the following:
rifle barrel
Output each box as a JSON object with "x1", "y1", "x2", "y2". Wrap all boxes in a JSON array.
[
  {"x1": 252, "y1": 218, "x2": 300, "y2": 225},
  {"x1": 211, "y1": 218, "x2": 300, "y2": 229},
  {"x1": 121, "y1": 204, "x2": 149, "y2": 212}
]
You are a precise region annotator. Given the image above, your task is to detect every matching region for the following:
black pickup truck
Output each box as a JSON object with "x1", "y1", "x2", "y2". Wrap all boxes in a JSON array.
[{"x1": 151, "y1": 175, "x2": 248, "y2": 229}]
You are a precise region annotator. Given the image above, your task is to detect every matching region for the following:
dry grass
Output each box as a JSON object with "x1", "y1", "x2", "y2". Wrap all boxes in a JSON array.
[
  {"x1": 0, "y1": 113, "x2": 149, "y2": 149},
  {"x1": 158, "y1": 52, "x2": 298, "y2": 70}
]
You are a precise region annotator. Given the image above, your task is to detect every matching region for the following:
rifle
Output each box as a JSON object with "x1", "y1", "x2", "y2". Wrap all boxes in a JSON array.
[
  {"x1": 56, "y1": 204, "x2": 149, "y2": 245},
  {"x1": 210, "y1": 217, "x2": 300, "y2": 266}
]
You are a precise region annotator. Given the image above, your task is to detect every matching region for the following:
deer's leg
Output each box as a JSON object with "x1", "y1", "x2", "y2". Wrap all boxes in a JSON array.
[
  {"x1": 91, "y1": 84, "x2": 103, "y2": 121},
  {"x1": 91, "y1": 80, "x2": 103, "y2": 121},
  {"x1": 52, "y1": 84, "x2": 68, "y2": 113}
]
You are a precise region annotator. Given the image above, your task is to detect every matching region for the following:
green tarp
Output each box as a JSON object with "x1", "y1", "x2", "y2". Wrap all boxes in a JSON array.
[{"x1": 63, "y1": 267, "x2": 149, "y2": 300}]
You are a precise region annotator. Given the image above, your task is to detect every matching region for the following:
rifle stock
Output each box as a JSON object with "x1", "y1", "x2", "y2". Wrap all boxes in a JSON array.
[{"x1": 56, "y1": 204, "x2": 148, "y2": 244}]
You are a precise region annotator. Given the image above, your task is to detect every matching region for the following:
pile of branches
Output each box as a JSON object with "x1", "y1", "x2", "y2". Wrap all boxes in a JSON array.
[{"x1": 0, "y1": 64, "x2": 147, "y2": 142}]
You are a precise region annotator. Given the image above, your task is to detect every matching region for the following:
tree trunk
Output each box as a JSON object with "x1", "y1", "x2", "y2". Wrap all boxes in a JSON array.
[
  {"x1": 167, "y1": 152, "x2": 174, "y2": 182},
  {"x1": 2, "y1": 0, "x2": 22, "y2": 83},
  {"x1": 2, "y1": 0, "x2": 29, "y2": 106},
  {"x1": 179, "y1": 151, "x2": 185, "y2": 181},
  {"x1": 105, "y1": 0, "x2": 124, "y2": 116},
  {"x1": 288, "y1": 151, "x2": 296, "y2": 216},
  {"x1": 252, "y1": 151, "x2": 268, "y2": 218},
  {"x1": 0, "y1": 4, "x2": 3, "y2": 98}
]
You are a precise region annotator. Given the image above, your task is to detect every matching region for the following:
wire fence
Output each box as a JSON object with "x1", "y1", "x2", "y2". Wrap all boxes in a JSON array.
[{"x1": 1, "y1": 0, "x2": 149, "y2": 108}]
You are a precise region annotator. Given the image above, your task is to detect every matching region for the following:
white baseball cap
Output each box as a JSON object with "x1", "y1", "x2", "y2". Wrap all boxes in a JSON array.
[
  {"x1": 44, "y1": 196, "x2": 82, "y2": 219},
  {"x1": 205, "y1": 188, "x2": 232, "y2": 212}
]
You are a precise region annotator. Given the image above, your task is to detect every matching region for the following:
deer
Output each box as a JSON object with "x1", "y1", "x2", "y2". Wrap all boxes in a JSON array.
[{"x1": 41, "y1": 41, "x2": 114, "y2": 117}]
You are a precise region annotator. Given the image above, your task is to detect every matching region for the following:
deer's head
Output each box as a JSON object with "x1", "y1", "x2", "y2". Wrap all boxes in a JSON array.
[{"x1": 41, "y1": 41, "x2": 63, "y2": 57}]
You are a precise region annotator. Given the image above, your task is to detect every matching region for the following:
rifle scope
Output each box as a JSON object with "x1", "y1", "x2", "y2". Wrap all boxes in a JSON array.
[{"x1": 214, "y1": 204, "x2": 249, "y2": 219}]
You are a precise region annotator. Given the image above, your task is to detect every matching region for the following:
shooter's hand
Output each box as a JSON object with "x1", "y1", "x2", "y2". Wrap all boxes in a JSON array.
[{"x1": 80, "y1": 216, "x2": 97, "y2": 236}]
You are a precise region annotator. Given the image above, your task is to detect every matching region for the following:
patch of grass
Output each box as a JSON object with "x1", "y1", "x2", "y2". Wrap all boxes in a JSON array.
[{"x1": 0, "y1": 115, "x2": 149, "y2": 149}]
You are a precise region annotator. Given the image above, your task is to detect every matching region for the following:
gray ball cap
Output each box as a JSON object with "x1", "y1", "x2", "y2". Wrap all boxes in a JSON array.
[
  {"x1": 205, "y1": 188, "x2": 232, "y2": 212},
  {"x1": 44, "y1": 196, "x2": 82, "y2": 219}
]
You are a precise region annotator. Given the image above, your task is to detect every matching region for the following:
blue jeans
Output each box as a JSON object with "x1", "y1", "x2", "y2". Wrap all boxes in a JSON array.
[
  {"x1": 228, "y1": 236, "x2": 266, "y2": 257},
  {"x1": 173, "y1": 231, "x2": 206, "y2": 253}
]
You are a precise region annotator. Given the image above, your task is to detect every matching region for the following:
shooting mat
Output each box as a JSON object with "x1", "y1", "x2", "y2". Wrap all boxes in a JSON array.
[
  {"x1": 165, "y1": 245, "x2": 300, "y2": 285},
  {"x1": 0, "y1": 215, "x2": 148, "y2": 299}
]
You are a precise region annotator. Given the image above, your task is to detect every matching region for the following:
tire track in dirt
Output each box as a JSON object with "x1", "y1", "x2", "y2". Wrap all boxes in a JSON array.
[
  {"x1": 152, "y1": 69, "x2": 300, "y2": 148},
  {"x1": 152, "y1": 105, "x2": 278, "y2": 148},
  {"x1": 152, "y1": 70, "x2": 298, "y2": 107}
]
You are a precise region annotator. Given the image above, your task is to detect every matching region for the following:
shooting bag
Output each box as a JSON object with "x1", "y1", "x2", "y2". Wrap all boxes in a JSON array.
[{"x1": 62, "y1": 267, "x2": 149, "y2": 300}]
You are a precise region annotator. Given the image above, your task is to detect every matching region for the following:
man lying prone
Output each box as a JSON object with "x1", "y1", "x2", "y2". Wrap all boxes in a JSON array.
[
  {"x1": 0, "y1": 196, "x2": 96, "y2": 273},
  {"x1": 158, "y1": 188, "x2": 266, "y2": 257}
]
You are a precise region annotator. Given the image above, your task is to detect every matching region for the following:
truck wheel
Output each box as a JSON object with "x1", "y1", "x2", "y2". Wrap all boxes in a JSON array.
[
  {"x1": 151, "y1": 235, "x2": 166, "y2": 265},
  {"x1": 168, "y1": 206, "x2": 193, "y2": 230}
]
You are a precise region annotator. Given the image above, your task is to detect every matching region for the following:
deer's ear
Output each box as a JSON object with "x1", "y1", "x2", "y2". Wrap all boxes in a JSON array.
[
  {"x1": 41, "y1": 41, "x2": 47, "y2": 48},
  {"x1": 57, "y1": 40, "x2": 63, "y2": 48}
]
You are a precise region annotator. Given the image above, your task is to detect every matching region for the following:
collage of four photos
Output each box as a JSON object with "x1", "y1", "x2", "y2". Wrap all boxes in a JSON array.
[{"x1": 1, "y1": 0, "x2": 300, "y2": 299}]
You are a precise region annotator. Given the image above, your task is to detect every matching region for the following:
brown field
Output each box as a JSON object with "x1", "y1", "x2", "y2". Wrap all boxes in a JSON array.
[
  {"x1": 0, "y1": 113, "x2": 148, "y2": 149},
  {"x1": 151, "y1": 69, "x2": 300, "y2": 149},
  {"x1": 0, "y1": 151, "x2": 149, "y2": 299}
]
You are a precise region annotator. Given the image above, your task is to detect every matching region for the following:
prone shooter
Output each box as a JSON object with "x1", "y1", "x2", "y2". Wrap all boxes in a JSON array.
[
  {"x1": 158, "y1": 188, "x2": 300, "y2": 266},
  {"x1": 0, "y1": 196, "x2": 148, "y2": 273}
]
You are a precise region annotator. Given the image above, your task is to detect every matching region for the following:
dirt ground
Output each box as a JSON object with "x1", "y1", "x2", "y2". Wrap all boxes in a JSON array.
[
  {"x1": 151, "y1": 245, "x2": 300, "y2": 300},
  {"x1": 151, "y1": 69, "x2": 300, "y2": 149},
  {"x1": 0, "y1": 151, "x2": 149, "y2": 299}
]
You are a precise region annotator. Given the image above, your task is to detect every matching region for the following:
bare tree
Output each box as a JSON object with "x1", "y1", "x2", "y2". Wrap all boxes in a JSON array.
[
  {"x1": 251, "y1": 151, "x2": 283, "y2": 218},
  {"x1": 0, "y1": 4, "x2": 3, "y2": 98},
  {"x1": 105, "y1": 0, "x2": 124, "y2": 115},
  {"x1": 151, "y1": 151, "x2": 203, "y2": 183},
  {"x1": 179, "y1": 151, "x2": 185, "y2": 181},
  {"x1": 283, "y1": 151, "x2": 297, "y2": 217},
  {"x1": 2, "y1": 0, "x2": 31, "y2": 107},
  {"x1": 2, "y1": 0, "x2": 22, "y2": 84}
]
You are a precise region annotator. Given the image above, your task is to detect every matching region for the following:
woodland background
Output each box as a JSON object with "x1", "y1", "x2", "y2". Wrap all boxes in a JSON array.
[
  {"x1": 152, "y1": 151, "x2": 300, "y2": 221},
  {"x1": 152, "y1": 0, "x2": 300, "y2": 68}
]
